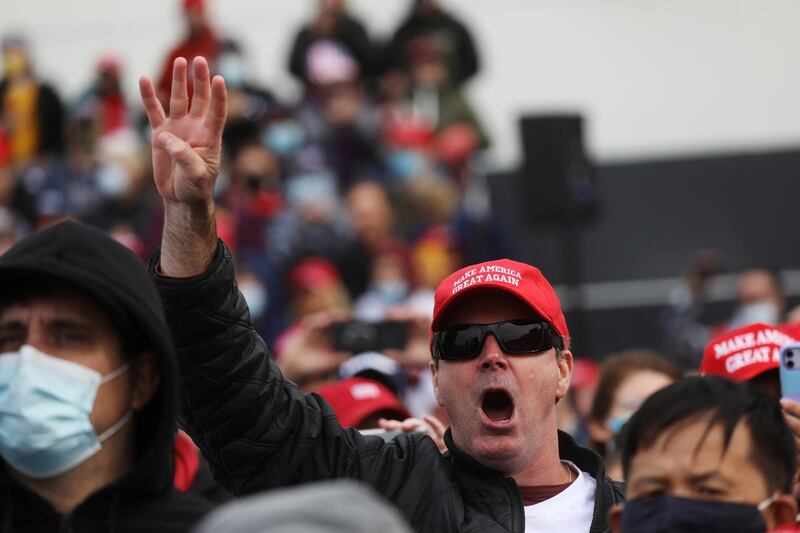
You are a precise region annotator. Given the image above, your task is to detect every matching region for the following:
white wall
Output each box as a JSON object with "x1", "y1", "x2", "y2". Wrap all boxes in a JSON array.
[{"x1": 3, "y1": 0, "x2": 800, "y2": 166}]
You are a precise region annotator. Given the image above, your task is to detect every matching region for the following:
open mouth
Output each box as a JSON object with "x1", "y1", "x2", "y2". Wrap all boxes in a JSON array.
[{"x1": 481, "y1": 389, "x2": 515, "y2": 422}]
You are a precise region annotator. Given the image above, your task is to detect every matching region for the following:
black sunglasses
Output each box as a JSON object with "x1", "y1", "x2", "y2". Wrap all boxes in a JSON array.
[{"x1": 433, "y1": 319, "x2": 563, "y2": 361}]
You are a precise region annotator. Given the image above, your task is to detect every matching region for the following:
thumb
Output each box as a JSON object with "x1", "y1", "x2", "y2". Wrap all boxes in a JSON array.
[{"x1": 157, "y1": 132, "x2": 206, "y2": 177}]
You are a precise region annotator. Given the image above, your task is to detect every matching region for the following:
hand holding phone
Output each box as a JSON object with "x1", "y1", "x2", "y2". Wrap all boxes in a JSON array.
[{"x1": 779, "y1": 344, "x2": 800, "y2": 402}]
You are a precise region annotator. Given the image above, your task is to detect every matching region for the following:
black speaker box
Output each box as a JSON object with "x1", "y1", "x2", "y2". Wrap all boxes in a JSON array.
[{"x1": 517, "y1": 114, "x2": 599, "y2": 223}]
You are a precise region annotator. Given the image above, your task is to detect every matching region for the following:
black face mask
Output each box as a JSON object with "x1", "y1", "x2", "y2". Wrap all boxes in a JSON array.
[{"x1": 621, "y1": 496, "x2": 771, "y2": 533}]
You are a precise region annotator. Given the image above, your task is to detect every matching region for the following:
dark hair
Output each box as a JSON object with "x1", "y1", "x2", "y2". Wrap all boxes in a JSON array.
[
  {"x1": 621, "y1": 375, "x2": 797, "y2": 493},
  {"x1": 589, "y1": 349, "x2": 682, "y2": 426},
  {"x1": 0, "y1": 274, "x2": 143, "y2": 361}
]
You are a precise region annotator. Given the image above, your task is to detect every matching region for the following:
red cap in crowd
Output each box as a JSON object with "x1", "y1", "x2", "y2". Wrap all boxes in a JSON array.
[
  {"x1": 182, "y1": 0, "x2": 205, "y2": 12},
  {"x1": 432, "y1": 258, "x2": 569, "y2": 341},
  {"x1": 288, "y1": 257, "x2": 341, "y2": 292},
  {"x1": 317, "y1": 377, "x2": 410, "y2": 428},
  {"x1": 700, "y1": 322, "x2": 799, "y2": 382}
]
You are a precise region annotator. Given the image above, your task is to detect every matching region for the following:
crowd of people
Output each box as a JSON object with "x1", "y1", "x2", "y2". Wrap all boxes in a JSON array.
[{"x1": 1, "y1": 1, "x2": 800, "y2": 532}]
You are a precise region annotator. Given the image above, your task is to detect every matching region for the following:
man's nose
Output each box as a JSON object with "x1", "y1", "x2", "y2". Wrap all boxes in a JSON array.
[{"x1": 479, "y1": 334, "x2": 509, "y2": 371}]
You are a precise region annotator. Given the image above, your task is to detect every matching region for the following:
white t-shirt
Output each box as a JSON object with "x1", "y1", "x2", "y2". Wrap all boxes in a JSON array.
[{"x1": 523, "y1": 461, "x2": 597, "y2": 532}]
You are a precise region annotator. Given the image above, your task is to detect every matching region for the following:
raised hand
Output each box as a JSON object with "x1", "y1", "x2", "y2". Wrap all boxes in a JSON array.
[
  {"x1": 139, "y1": 56, "x2": 227, "y2": 277},
  {"x1": 139, "y1": 57, "x2": 226, "y2": 207}
]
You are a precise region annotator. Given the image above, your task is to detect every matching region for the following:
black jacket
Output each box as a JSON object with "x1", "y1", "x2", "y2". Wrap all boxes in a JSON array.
[
  {"x1": 151, "y1": 241, "x2": 624, "y2": 532},
  {"x1": 0, "y1": 221, "x2": 213, "y2": 532}
]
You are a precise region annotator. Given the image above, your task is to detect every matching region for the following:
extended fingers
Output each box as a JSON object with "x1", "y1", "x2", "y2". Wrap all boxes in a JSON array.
[
  {"x1": 204, "y1": 75, "x2": 227, "y2": 136},
  {"x1": 422, "y1": 414, "x2": 447, "y2": 438},
  {"x1": 138, "y1": 76, "x2": 165, "y2": 129},
  {"x1": 190, "y1": 56, "x2": 211, "y2": 118},
  {"x1": 170, "y1": 57, "x2": 189, "y2": 116}
]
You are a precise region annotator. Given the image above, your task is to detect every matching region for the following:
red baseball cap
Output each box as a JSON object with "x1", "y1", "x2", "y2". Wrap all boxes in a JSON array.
[
  {"x1": 317, "y1": 377, "x2": 410, "y2": 428},
  {"x1": 700, "y1": 322, "x2": 799, "y2": 382},
  {"x1": 288, "y1": 258, "x2": 341, "y2": 292},
  {"x1": 431, "y1": 259, "x2": 569, "y2": 341}
]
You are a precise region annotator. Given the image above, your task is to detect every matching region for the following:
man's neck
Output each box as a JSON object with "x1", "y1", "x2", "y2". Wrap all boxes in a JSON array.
[
  {"x1": 511, "y1": 430, "x2": 567, "y2": 487},
  {"x1": 9, "y1": 426, "x2": 135, "y2": 516}
]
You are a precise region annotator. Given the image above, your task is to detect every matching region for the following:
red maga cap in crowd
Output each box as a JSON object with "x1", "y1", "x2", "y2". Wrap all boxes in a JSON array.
[
  {"x1": 288, "y1": 257, "x2": 341, "y2": 292},
  {"x1": 317, "y1": 377, "x2": 410, "y2": 428},
  {"x1": 182, "y1": 0, "x2": 205, "y2": 12},
  {"x1": 700, "y1": 322, "x2": 799, "y2": 382},
  {"x1": 432, "y1": 258, "x2": 569, "y2": 340}
]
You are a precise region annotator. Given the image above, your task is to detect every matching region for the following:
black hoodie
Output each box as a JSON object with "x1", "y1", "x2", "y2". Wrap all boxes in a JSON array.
[{"x1": 0, "y1": 221, "x2": 212, "y2": 532}]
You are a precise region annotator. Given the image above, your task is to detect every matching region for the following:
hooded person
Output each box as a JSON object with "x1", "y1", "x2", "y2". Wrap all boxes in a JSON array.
[{"x1": 0, "y1": 220, "x2": 212, "y2": 531}]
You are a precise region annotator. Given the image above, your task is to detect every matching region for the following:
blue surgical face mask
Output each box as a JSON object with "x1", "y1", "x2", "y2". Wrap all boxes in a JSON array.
[
  {"x1": 96, "y1": 161, "x2": 132, "y2": 199},
  {"x1": 373, "y1": 280, "x2": 409, "y2": 304},
  {"x1": 385, "y1": 149, "x2": 426, "y2": 181},
  {"x1": 239, "y1": 280, "x2": 268, "y2": 319},
  {"x1": 620, "y1": 494, "x2": 776, "y2": 533},
  {"x1": 0, "y1": 345, "x2": 132, "y2": 479},
  {"x1": 262, "y1": 121, "x2": 306, "y2": 156},
  {"x1": 729, "y1": 301, "x2": 781, "y2": 329},
  {"x1": 608, "y1": 412, "x2": 632, "y2": 436}
]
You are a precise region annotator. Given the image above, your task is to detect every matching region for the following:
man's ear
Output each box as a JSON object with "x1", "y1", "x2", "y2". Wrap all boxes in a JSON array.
[
  {"x1": 130, "y1": 352, "x2": 160, "y2": 410},
  {"x1": 608, "y1": 503, "x2": 623, "y2": 533},
  {"x1": 765, "y1": 494, "x2": 798, "y2": 529},
  {"x1": 430, "y1": 360, "x2": 444, "y2": 408},
  {"x1": 556, "y1": 349, "x2": 573, "y2": 401}
]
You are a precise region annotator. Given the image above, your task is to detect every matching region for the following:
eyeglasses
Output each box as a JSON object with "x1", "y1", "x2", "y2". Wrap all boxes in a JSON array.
[{"x1": 433, "y1": 320, "x2": 563, "y2": 361}]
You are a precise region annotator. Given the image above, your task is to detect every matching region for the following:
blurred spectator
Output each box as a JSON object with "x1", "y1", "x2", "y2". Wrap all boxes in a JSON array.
[
  {"x1": 353, "y1": 243, "x2": 413, "y2": 322},
  {"x1": 317, "y1": 377, "x2": 410, "y2": 429},
  {"x1": 288, "y1": 0, "x2": 375, "y2": 86},
  {"x1": 156, "y1": 0, "x2": 222, "y2": 111},
  {"x1": 386, "y1": 0, "x2": 480, "y2": 86},
  {"x1": 287, "y1": 257, "x2": 351, "y2": 320},
  {"x1": 216, "y1": 40, "x2": 278, "y2": 157},
  {"x1": 661, "y1": 256, "x2": 788, "y2": 370},
  {"x1": 0, "y1": 35, "x2": 65, "y2": 167},
  {"x1": 220, "y1": 142, "x2": 284, "y2": 257},
  {"x1": 399, "y1": 175, "x2": 458, "y2": 236},
  {"x1": 268, "y1": 165, "x2": 370, "y2": 295},
  {"x1": 75, "y1": 56, "x2": 131, "y2": 140},
  {"x1": 700, "y1": 322, "x2": 799, "y2": 398},
  {"x1": 588, "y1": 349, "x2": 682, "y2": 480},
  {"x1": 345, "y1": 180, "x2": 397, "y2": 253},
  {"x1": 730, "y1": 267, "x2": 786, "y2": 329},
  {"x1": 83, "y1": 129, "x2": 153, "y2": 237},
  {"x1": 406, "y1": 227, "x2": 460, "y2": 316},
  {"x1": 275, "y1": 309, "x2": 350, "y2": 391},
  {"x1": 610, "y1": 376, "x2": 798, "y2": 532},
  {"x1": 556, "y1": 357, "x2": 599, "y2": 446},
  {"x1": 294, "y1": 43, "x2": 380, "y2": 188},
  {"x1": 405, "y1": 36, "x2": 487, "y2": 148}
]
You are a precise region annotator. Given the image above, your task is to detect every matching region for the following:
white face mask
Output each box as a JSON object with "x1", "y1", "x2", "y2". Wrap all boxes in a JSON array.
[
  {"x1": 729, "y1": 301, "x2": 781, "y2": 329},
  {"x1": 0, "y1": 345, "x2": 132, "y2": 478}
]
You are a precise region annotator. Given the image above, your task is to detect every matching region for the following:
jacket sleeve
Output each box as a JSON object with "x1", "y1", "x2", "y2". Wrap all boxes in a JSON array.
[{"x1": 150, "y1": 241, "x2": 439, "y2": 498}]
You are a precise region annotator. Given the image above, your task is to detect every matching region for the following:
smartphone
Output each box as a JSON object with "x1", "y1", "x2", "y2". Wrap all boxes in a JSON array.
[
  {"x1": 329, "y1": 321, "x2": 410, "y2": 354},
  {"x1": 779, "y1": 344, "x2": 800, "y2": 402}
]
